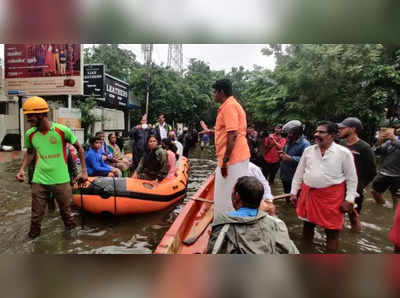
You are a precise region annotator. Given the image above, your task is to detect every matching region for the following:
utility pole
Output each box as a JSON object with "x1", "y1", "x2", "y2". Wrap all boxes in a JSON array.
[
  {"x1": 141, "y1": 44, "x2": 153, "y2": 117},
  {"x1": 167, "y1": 44, "x2": 183, "y2": 74}
]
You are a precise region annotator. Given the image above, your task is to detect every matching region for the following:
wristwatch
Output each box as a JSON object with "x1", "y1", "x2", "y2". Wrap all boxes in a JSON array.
[{"x1": 223, "y1": 156, "x2": 230, "y2": 163}]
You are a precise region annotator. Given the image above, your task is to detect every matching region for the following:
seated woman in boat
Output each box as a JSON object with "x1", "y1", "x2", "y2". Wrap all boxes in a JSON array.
[
  {"x1": 85, "y1": 136, "x2": 122, "y2": 177},
  {"x1": 161, "y1": 138, "x2": 178, "y2": 179},
  {"x1": 133, "y1": 135, "x2": 168, "y2": 182},
  {"x1": 107, "y1": 133, "x2": 131, "y2": 172},
  {"x1": 208, "y1": 176, "x2": 298, "y2": 254}
]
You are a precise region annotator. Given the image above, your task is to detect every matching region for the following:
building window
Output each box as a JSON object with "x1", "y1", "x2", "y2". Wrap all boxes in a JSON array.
[{"x1": 0, "y1": 102, "x2": 8, "y2": 115}]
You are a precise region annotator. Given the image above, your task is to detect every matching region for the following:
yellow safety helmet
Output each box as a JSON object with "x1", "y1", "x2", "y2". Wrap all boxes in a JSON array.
[{"x1": 23, "y1": 97, "x2": 49, "y2": 114}]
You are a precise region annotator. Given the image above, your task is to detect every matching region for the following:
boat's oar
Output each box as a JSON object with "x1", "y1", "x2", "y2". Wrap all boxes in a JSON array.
[
  {"x1": 183, "y1": 205, "x2": 214, "y2": 246},
  {"x1": 271, "y1": 193, "x2": 292, "y2": 201}
]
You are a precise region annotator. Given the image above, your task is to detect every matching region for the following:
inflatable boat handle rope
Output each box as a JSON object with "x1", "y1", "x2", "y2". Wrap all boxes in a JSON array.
[{"x1": 78, "y1": 178, "x2": 118, "y2": 221}]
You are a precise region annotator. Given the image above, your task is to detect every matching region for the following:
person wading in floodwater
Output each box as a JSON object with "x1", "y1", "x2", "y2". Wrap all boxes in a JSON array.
[
  {"x1": 16, "y1": 97, "x2": 88, "y2": 239},
  {"x1": 290, "y1": 121, "x2": 358, "y2": 253},
  {"x1": 338, "y1": 117, "x2": 377, "y2": 233}
]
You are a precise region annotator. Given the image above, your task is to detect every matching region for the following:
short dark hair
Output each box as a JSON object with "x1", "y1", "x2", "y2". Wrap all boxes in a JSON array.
[
  {"x1": 95, "y1": 131, "x2": 104, "y2": 136},
  {"x1": 317, "y1": 121, "x2": 338, "y2": 135},
  {"x1": 161, "y1": 138, "x2": 177, "y2": 153},
  {"x1": 234, "y1": 176, "x2": 264, "y2": 208},
  {"x1": 212, "y1": 79, "x2": 233, "y2": 97},
  {"x1": 89, "y1": 136, "x2": 101, "y2": 145}
]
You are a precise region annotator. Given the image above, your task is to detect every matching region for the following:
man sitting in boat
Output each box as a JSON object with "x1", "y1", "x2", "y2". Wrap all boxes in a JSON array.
[
  {"x1": 208, "y1": 176, "x2": 298, "y2": 254},
  {"x1": 161, "y1": 138, "x2": 178, "y2": 179},
  {"x1": 85, "y1": 137, "x2": 122, "y2": 177},
  {"x1": 95, "y1": 131, "x2": 114, "y2": 163},
  {"x1": 133, "y1": 135, "x2": 168, "y2": 182}
]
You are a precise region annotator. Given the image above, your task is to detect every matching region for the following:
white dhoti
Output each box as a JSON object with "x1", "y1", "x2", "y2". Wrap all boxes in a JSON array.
[{"x1": 214, "y1": 159, "x2": 249, "y2": 216}]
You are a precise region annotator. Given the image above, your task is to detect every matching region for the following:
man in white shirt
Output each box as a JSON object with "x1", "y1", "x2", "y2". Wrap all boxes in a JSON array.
[
  {"x1": 154, "y1": 114, "x2": 171, "y2": 141},
  {"x1": 290, "y1": 121, "x2": 358, "y2": 253},
  {"x1": 248, "y1": 162, "x2": 276, "y2": 216}
]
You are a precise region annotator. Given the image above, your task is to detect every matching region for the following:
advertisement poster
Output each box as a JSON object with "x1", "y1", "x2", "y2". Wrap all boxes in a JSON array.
[
  {"x1": 57, "y1": 108, "x2": 81, "y2": 129},
  {"x1": 4, "y1": 44, "x2": 83, "y2": 95},
  {"x1": 84, "y1": 64, "x2": 105, "y2": 99}
]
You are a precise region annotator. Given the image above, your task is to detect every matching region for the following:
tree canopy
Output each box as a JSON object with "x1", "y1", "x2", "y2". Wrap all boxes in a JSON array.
[{"x1": 83, "y1": 44, "x2": 400, "y2": 141}]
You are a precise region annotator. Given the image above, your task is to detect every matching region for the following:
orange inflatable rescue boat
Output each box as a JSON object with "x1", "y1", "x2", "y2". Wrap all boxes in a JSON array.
[{"x1": 73, "y1": 157, "x2": 189, "y2": 215}]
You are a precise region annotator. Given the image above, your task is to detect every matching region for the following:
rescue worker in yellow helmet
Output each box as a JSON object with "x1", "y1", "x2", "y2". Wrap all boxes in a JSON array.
[{"x1": 16, "y1": 96, "x2": 88, "y2": 239}]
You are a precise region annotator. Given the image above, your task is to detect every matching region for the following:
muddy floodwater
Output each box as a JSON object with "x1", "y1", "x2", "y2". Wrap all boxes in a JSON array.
[{"x1": 0, "y1": 146, "x2": 396, "y2": 254}]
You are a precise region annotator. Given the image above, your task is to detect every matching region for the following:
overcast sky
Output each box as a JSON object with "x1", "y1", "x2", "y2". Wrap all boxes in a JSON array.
[
  {"x1": 0, "y1": 44, "x2": 275, "y2": 72},
  {"x1": 120, "y1": 44, "x2": 275, "y2": 71}
]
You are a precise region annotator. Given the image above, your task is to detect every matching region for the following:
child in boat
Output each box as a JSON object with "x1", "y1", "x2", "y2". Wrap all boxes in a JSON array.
[
  {"x1": 161, "y1": 138, "x2": 178, "y2": 179},
  {"x1": 208, "y1": 176, "x2": 298, "y2": 254},
  {"x1": 85, "y1": 136, "x2": 121, "y2": 177},
  {"x1": 134, "y1": 135, "x2": 168, "y2": 182}
]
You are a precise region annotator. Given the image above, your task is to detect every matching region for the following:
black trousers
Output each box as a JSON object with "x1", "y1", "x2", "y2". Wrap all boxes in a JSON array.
[{"x1": 262, "y1": 161, "x2": 281, "y2": 184}]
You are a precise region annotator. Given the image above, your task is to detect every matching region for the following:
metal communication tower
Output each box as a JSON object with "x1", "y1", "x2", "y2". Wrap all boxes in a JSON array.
[
  {"x1": 167, "y1": 44, "x2": 183, "y2": 74},
  {"x1": 141, "y1": 44, "x2": 153, "y2": 116}
]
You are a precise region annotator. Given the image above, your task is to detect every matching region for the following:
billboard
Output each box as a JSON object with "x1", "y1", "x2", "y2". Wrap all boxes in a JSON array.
[
  {"x1": 4, "y1": 44, "x2": 83, "y2": 95},
  {"x1": 104, "y1": 74, "x2": 129, "y2": 109},
  {"x1": 84, "y1": 64, "x2": 105, "y2": 99}
]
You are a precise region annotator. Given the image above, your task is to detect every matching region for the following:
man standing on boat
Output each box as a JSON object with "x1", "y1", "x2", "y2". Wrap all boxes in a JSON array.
[
  {"x1": 338, "y1": 117, "x2": 377, "y2": 232},
  {"x1": 212, "y1": 79, "x2": 250, "y2": 214},
  {"x1": 290, "y1": 121, "x2": 358, "y2": 253},
  {"x1": 16, "y1": 97, "x2": 88, "y2": 239}
]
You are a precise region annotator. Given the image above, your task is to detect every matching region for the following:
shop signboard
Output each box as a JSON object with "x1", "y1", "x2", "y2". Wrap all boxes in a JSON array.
[
  {"x1": 104, "y1": 74, "x2": 129, "y2": 109},
  {"x1": 83, "y1": 64, "x2": 105, "y2": 100}
]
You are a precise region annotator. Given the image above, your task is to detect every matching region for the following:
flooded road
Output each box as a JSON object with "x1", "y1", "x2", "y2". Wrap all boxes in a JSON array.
[{"x1": 0, "y1": 146, "x2": 396, "y2": 254}]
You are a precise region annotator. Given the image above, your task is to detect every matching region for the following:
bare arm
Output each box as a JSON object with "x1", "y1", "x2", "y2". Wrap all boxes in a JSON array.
[
  {"x1": 73, "y1": 141, "x2": 88, "y2": 183},
  {"x1": 220, "y1": 131, "x2": 237, "y2": 178},
  {"x1": 223, "y1": 131, "x2": 237, "y2": 162},
  {"x1": 16, "y1": 149, "x2": 35, "y2": 182}
]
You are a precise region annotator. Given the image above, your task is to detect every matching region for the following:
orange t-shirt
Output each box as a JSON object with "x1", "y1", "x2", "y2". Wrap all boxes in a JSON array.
[{"x1": 215, "y1": 96, "x2": 250, "y2": 167}]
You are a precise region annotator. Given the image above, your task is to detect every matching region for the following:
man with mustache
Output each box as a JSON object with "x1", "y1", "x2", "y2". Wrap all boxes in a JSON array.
[
  {"x1": 290, "y1": 121, "x2": 358, "y2": 253},
  {"x1": 338, "y1": 117, "x2": 377, "y2": 233},
  {"x1": 16, "y1": 97, "x2": 88, "y2": 239}
]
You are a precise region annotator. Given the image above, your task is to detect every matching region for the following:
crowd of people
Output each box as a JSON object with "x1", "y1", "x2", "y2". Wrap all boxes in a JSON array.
[
  {"x1": 205, "y1": 78, "x2": 400, "y2": 254},
  {"x1": 14, "y1": 81, "x2": 400, "y2": 255}
]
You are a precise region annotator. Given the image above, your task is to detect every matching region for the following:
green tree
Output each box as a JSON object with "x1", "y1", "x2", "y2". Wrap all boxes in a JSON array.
[
  {"x1": 84, "y1": 44, "x2": 139, "y2": 82},
  {"x1": 79, "y1": 96, "x2": 98, "y2": 142},
  {"x1": 248, "y1": 44, "x2": 400, "y2": 141}
]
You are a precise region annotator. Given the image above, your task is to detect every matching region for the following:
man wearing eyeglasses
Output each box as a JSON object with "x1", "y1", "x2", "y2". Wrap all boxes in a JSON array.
[{"x1": 290, "y1": 121, "x2": 358, "y2": 253}]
